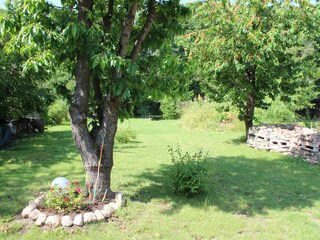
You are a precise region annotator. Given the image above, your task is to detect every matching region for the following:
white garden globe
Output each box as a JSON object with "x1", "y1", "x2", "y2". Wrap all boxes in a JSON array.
[{"x1": 51, "y1": 177, "x2": 69, "y2": 189}]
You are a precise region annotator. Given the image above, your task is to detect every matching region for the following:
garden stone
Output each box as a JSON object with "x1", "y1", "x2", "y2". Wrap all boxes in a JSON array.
[
  {"x1": 28, "y1": 200, "x2": 36, "y2": 206},
  {"x1": 45, "y1": 216, "x2": 53, "y2": 226},
  {"x1": 103, "y1": 204, "x2": 116, "y2": 215},
  {"x1": 61, "y1": 215, "x2": 73, "y2": 227},
  {"x1": 94, "y1": 210, "x2": 105, "y2": 221},
  {"x1": 34, "y1": 194, "x2": 45, "y2": 205},
  {"x1": 21, "y1": 202, "x2": 37, "y2": 218},
  {"x1": 73, "y1": 214, "x2": 84, "y2": 226},
  {"x1": 100, "y1": 210, "x2": 111, "y2": 219},
  {"x1": 29, "y1": 209, "x2": 41, "y2": 220},
  {"x1": 83, "y1": 212, "x2": 97, "y2": 223},
  {"x1": 115, "y1": 192, "x2": 126, "y2": 207},
  {"x1": 108, "y1": 202, "x2": 120, "y2": 210},
  {"x1": 52, "y1": 215, "x2": 61, "y2": 228},
  {"x1": 36, "y1": 213, "x2": 47, "y2": 226}
]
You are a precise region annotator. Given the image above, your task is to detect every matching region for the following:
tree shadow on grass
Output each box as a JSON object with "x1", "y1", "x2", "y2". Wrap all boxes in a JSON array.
[
  {"x1": 114, "y1": 141, "x2": 143, "y2": 153},
  {"x1": 0, "y1": 130, "x2": 80, "y2": 218},
  {"x1": 228, "y1": 135, "x2": 247, "y2": 145},
  {"x1": 0, "y1": 130, "x2": 78, "y2": 167},
  {"x1": 128, "y1": 155, "x2": 320, "y2": 216}
]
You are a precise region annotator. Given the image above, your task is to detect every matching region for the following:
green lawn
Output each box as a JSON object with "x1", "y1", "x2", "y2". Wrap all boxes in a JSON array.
[{"x1": 1, "y1": 119, "x2": 320, "y2": 239}]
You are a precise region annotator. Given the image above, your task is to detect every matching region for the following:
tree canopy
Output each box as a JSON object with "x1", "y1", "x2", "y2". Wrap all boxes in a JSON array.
[
  {"x1": 1, "y1": 0, "x2": 190, "y2": 199},
  {"x1": 181, "y1": 0, "x2": 319, "y2": 137}
]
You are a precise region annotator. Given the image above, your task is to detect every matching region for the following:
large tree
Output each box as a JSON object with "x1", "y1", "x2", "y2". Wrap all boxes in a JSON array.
[
  {"x1": 181, "y1": 0, "x2": 318, "y2": 138},
  {"x1": 1, "y1": 0, "x2": 189, "y2": 200}
]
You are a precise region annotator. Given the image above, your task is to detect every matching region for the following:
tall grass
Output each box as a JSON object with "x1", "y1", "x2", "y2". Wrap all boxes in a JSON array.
[{"x1": 180, "y1": 100, "x2": 244, "y2": 132}]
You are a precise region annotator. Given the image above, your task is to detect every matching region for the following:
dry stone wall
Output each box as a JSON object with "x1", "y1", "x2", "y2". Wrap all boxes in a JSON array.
[{"x1": 247, "y1": 124, "x2": 320, "y2": 164}]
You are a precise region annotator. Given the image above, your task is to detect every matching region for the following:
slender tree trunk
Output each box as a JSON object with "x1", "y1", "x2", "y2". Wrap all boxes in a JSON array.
[
  {"x1": 245, "y1": 93, "x2": 255, "y2": 139},
  {"x1": 245, "y1": 66, "x2": 256, "y2": 140}
]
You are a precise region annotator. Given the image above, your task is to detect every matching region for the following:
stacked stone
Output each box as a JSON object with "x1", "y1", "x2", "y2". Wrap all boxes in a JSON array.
[
  {"x1": 268, "y1": 125, "x2": 296, "y2": 154},
  {"x1": 292, "y1": 132, "x2": 320, "y2": 164},
  {"x1": 21, "y1": 192, "x2": 126, "y2": 228},
  {"x1": 247, "y1": 124, "x2": 272, "y2": 150},
  {"x1": 247, "y1": 124, "x2": 320, "y2": 164}
]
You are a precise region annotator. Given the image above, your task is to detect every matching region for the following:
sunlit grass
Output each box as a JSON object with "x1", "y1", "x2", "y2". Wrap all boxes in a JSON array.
[{"x1": 1, "y1": 119, "x2": 320, "y2": 239}]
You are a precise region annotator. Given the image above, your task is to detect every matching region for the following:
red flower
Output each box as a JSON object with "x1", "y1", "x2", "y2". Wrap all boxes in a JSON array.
[
  {"x1": 76, "y1": 188, "x2": 82, "y2": 193},
  {"x1": 64, "y1": 197, "x2": 69, "y2": 202},
  {"x1": 74, "y1": 181, "x2": 79, "y2": 185}
]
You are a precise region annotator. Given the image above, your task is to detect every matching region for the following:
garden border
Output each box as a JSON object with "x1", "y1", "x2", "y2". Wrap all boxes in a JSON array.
[{"x1": 21, "y1": 192, "x2": 125, "y2": 228}]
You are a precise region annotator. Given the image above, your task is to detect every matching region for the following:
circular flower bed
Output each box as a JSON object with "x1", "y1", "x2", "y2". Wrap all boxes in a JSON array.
[{"x1": 21, "y1": 192, "x2": 125, "y2": 228}]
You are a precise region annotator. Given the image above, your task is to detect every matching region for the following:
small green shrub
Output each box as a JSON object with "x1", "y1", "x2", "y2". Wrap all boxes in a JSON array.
[
  {"x1": 116, "y1": 128, "x2": 137, "y2": 143},
  {"x1": 255, "y1": 98, "x2": 297, "y2": 124},
  {"x1": 43, "y1": 181, "x2": 86, "y2": 212},
  {"x1": 299, "y1": 113, "x2": 320, "y2": 129},
  {"x1": 160, "y1": 97, "x2": 181, "y2": 120},
  {"x1": 48, "y1": 99, "x2": 69, "y2": 124},
  {"x1": 168, "y1": 144, "x2": 209, "y2": 196}
]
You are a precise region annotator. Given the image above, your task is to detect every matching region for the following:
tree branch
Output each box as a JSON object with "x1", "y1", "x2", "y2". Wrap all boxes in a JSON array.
[
  {"x1": 103, "y1": 0, "x2": 114, "y2": 32},
  {"x1": 92, "y1": 77, "x2": 104, "y2": 124},
  {"x1": 69, "y1": 0, "x2": 96, "y2": 162},
  {"x1": 78, "y1": 0, "x2": 94, "y2": 28},
  {"x1": 118, "y1": 1, "x2": 138, "y2": 58},
  {"x1": 130, "y1": 0, "x2": 156, "y2": 62}
]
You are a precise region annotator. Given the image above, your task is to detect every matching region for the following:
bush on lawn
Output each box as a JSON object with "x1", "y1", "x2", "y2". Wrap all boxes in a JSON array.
[
  {"x1": 160, "y1": 97, "x2": 182, "y2": 120},
  {"x1": 168, "y1": 144, "x2": 209, "y2": 196},
  {"x1": 116, "y1": 128, "x2": 137, "y2": 143}
]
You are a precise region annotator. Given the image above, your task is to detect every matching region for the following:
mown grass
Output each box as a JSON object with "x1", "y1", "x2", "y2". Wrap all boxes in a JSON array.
[{"x1": 1, "y1": 119, "x2": 320, "y2": 239}]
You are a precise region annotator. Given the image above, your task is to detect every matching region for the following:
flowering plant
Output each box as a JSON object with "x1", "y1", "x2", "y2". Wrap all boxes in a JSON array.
[{"x1": 43, "y1": 181, "x2": 86, "y2": 212}]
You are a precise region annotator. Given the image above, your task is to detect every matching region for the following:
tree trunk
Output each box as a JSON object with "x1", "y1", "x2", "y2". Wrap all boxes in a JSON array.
[
  {"x1": 245, "y1": 94, "x2": 255, "y2": 140},
  {"x1": 91, "y1": 94, "x2": 120, "y2": 200},
  {"x1": 71, "y1": 69, "x2": 119, "y2": 201},
  {"x1": 69, "y1": 0, "x2": 155, "y2": 201},
  {"x1": 69, "y1": 0, "x2": 117, "y2": 201},
  {"x1": 245, "y1": 66, "x2": 256, "y2": 140}
]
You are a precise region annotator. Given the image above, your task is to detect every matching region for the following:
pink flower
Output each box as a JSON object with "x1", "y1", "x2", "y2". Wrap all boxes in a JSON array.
[
  {"x1": 64, "y1": 197, "x2": 69, "y2": 202},
  {"x1": 74, "y1": 181, "x2": 79, "y2": 185},
  {"x1": 76, "y1": 188, "x2": 82, "y2": 193}
]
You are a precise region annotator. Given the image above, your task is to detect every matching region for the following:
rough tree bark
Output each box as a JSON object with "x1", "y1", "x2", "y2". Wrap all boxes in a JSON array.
[{"x1": 70, "y1": 0, "x2": 157, "y2": 201}]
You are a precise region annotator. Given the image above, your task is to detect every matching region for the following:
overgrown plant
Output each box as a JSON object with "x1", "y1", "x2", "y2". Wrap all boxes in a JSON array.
[
  {"x1": 160, "y1": 97, "x2": 181, "y2": 120},
  {"x1": 43, "y1": 181, "x2": 86, "y2": 212},
  {"x1": 168, "y1": 144, "x2": 209, "y2": 196},
  {"x1": 116, "y1": 128, "x2": 137, "y2": 144},
  {"x1": 254, "y1": 98, "x2": 298, "y2": 124},
  {"x1": 180, "y1": 100, "x2": 242, "y2": 132},
  {"x1": 47, "y1": 99, "x2": 69, "y2": 124}
]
